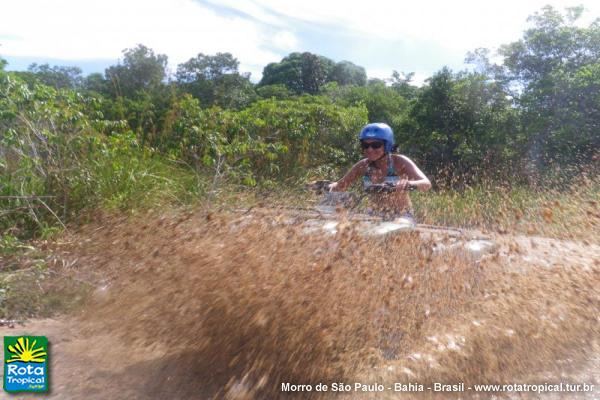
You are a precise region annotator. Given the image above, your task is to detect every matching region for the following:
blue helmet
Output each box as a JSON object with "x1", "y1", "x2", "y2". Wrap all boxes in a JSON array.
[{"x1": 359, "y1": 123, "x2": 395, "y2": 153}]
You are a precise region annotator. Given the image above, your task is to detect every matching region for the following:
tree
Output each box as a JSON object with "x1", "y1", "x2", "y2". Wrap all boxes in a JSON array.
[
  {"x1": 389, "y1": 71, "x2": 418, "y2": 99},
  {"x1": 83, "y1": 73, "x2": 109, "y2": 95},
  {"x1": 211, "y1": 72, "x2": 256, "y2": 109},
  {"x1": 27, "y1": 63, "x2": 83, "y2": 89},
  {"x1": 325, "y1": 79, "x2": 409, "y2": 132},
  {"x1": 105, "y1": 44, "x2": 168, "y2": 98},
  {"x1": 175, "y1": 52, "x2": 255, "y2": 109},
  {"x1": 300, "y1": 52, "x2": 330, "y2": 94},
  {"x1": 498, "y1": 6, "x2": 600, "y2": 171},
  {"x1": 256, "y1": 84, "x2": 293, "y2": 100},
  {"x1": 501, "y1": 6, "x2": 598, "y2": 85},
  {"x1": 0, "y1": 58, "x2": 7, "y2": 71},
  {"x1": 259, "y1": 52, "x2": 336, "y2": 94},
  {"x1": 176, "y1": 52, "x2": 239, "y2": 82},
  {"x1": 260, "y1": 55, "x2": 302, "y2": 94},
  {"x1": 400, "y1": 68, "x2": 519, "y2": 181},
  {"x1": 331, "y1": 61, "x2": 367, "y2": 86},
  {"x1": 102, "y1": 45, "x2": 172, "y2": 144}
]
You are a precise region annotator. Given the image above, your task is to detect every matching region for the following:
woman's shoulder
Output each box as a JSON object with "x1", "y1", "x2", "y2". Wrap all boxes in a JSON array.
[
  {"x1": 353, "y1": 158, "x2": 370, "y2": 168},
  {"x1": 393, "y1": 154, "x2": 419, "y2": 166},
  {"x1": 391, "y1": 153, "x2": 411, "y2": 166},
  {"x1": 391, "y1": 153, "x2": 411, "y2": 161}
]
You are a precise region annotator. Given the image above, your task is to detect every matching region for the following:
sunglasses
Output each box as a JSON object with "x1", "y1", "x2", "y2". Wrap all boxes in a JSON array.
[{"x1": 361, "y1": 141, "x2": 384, "y2": 150}]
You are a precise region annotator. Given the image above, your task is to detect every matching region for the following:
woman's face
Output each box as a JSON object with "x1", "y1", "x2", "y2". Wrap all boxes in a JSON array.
[{"x1": 361, "y1": 140, "x2": 385, "y2": 161}]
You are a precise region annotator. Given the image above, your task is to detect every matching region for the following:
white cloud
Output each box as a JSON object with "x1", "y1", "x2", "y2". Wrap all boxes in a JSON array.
[
  {"x1": 237, "y1": 0, "x2": 599, "y2": 48},
  {"x1": 272, "y1": 31, "x2": 299, "y2": 51},
  {"x1": 0, "y1": 0, "x2": 281, "y2": 77},
  {"x1": 1, "y1": 0, "x2": 598, "y2": 80},
  {"x1": 197, "y1": 0, "x2": 600, "y2": 78}
]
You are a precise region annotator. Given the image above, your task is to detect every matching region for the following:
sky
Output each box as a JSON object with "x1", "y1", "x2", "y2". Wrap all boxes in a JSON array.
[{"x1": 1, "y1": 0, "x2": 598, "y2": 85}]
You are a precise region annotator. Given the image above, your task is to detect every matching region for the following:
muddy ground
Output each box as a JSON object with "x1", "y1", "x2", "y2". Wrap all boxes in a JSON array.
[{"x1": 0, "y1": 209, "x2": 598, "y2": 399}]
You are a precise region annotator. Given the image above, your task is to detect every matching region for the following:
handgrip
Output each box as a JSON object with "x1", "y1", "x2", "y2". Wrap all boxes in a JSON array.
[{"x1": 306, "y1": 180, "x2": 333, "y2": 193}]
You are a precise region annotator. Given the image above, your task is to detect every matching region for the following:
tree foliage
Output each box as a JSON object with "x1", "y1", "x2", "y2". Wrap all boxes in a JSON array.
[
  {"x1": 0, "y1": 71, "x2": 129, "y2": 234},
  {"x1": 489, "y1": 6, "x2": 599, "y2": 171},
  {"x1": 259, "y1": 52, "x2": 368, "y2": 95},
  {"x1": 2, "y1": 5, "x2": 599, "y2": 198},
  {"x1": 105, "y1": 44, "x2": 168, "y2": 99},
  {"x1": 175, "y1": 52, "x2": 255, "y2": 109},
  {"x1": 256, "y1": 84, "x2": 293, "y2": 100},
  {"x1": 26, "y1": 63, "x2": 83, "y2": 89},
  {"x1": 400, "y1": 68, "x2": 519, "y2": 181},
  {"x1": 331, "y1": 61, "x2": 367, "y2": 86},
  {"x1": 98, "y1": 45, "x2": 176, "y2": 143},
  {"x1": 83, "y1": 72, "x2": 109, "y2": 95},
  {"x1": 325, "y1": 79, "x2": 410, "y2": 133},
  {"x1": 389, "y1": 71, "x2": 418, "y2": 99},
  {"x1": 160, "y1": 95, "x2": 368, "y2": 183}
]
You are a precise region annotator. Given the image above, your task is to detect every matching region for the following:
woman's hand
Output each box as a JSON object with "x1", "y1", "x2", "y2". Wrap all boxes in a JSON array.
[
  {"x1": 394, "y1": 179, "x2": 410, "y2": 191},
  {"x1": 328, "y1": 182, "x2": 339, "y2": 192}
]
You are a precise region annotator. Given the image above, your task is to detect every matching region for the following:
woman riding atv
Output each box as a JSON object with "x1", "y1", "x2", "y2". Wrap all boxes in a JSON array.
[{"x1": 328, "y1": 123, "x2": 431, "y2": 221}]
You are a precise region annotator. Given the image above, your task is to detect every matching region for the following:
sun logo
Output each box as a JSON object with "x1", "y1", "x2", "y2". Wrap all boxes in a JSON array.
[{"x1": 6, "y1": 337, "x2": 47, "y2": 363}]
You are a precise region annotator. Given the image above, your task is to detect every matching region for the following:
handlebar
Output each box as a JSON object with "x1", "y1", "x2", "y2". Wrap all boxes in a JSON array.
[
  {"x1": 305, "y1": 180, "x2": 333, "y2": 194},
  {"x1": 307, "y1": 180, "x2": 416, "y2": 194},
  {"x1": 364, "y1": 182, "x2": 417, "y2": 194}
]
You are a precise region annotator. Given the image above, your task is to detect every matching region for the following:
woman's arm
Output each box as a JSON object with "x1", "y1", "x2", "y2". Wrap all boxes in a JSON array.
[
  {"x1": 395, "y1": 155, "x2": 431, "y2": 192},
  {"x1": 329, "y1": 159, "x2": 367, "y2": 191}
]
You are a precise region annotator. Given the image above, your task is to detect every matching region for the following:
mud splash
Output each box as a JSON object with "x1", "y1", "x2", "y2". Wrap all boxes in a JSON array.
[{"x1": 1, "y1": 209, "x2": 597, "y2": 399}]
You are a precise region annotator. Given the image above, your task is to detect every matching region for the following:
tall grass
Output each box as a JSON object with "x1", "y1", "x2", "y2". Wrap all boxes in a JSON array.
[
  {"x1": 413, "y1": 178, "x2": 599, "y2": 241},
  {"x1": 0, "y1": 73, "x2": 205, "y2": 241}
]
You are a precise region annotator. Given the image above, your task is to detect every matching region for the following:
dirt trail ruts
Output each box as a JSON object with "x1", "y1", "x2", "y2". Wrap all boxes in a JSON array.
[{"x1": 0, "y1": 212, "x2": 597, "y2": 400}]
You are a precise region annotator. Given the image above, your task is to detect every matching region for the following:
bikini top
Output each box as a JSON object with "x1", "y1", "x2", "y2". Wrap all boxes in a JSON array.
[{"x1": 362, "y1": 153, "x2": 399, "y2": 189}]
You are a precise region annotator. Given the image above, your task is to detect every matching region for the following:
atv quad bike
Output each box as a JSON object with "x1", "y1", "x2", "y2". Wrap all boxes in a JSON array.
[{"x1": 303, "y1": 180, "x2": 497, "y2": 260}]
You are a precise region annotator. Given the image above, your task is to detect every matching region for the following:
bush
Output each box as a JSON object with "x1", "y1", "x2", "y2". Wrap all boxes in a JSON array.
[
  {"x1": 0, "y1": 73, "x2": 200, "y2": 238},
  {"x1": 160, "y1": 95, "x2": 368, "y2": 184}
]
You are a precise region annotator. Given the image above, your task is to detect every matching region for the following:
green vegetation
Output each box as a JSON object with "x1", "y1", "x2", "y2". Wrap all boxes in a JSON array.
[
  {"x1": 0, "y1": 73, "x2": 192, "y2": 236},
  {"x1": 0, "y1": 5, "x2": 598, "y2": 244},
  {"x1": 259, "y1": 52, "x2": 367, "y2": 94}
]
